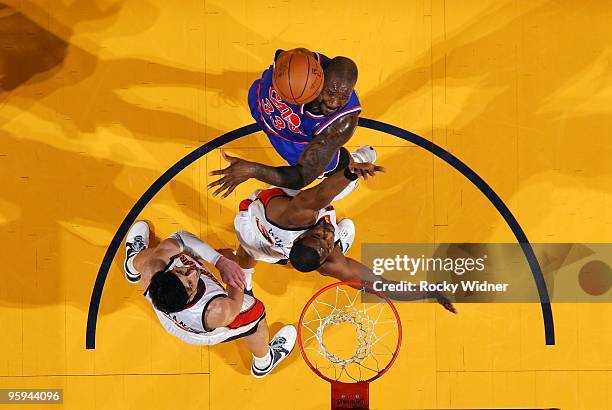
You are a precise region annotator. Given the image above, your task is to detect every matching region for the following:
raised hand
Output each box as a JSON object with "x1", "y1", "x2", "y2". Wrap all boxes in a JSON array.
[
  {"x1": 349, "y1": 162, "x2": 386, "y2": 181},
  {"x1": 208, "y1": 151, "x2": 256, "y2": 198}
]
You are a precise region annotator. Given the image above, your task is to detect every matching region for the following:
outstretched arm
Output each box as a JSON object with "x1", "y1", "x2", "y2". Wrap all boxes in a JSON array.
[
  {"x1": 208, "y1": 115, "x2": 359, "y2": 196},
  {"x1": 317, "y1": 247, "x2": 457, "y2": 313},
  {"x1": 291, "y1": 114, "x2": 359, "y2": 186},
  {"x1": 286, "y1": 160, "x2": 385, "y2": 216}
]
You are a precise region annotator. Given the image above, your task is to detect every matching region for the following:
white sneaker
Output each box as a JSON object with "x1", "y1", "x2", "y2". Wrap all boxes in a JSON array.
[
  {"x1": 337, "y1": 219, "x2": 355, "y2": 254},
  {"x1": 124, "y1": 221, "x2": 150, "y2": 283},
  {"x1": 251, "y1": 325, "x2": 296, "y2": 378},
  {"x1": 332, "y1": 146, "x2": 377, "y2": 202}
]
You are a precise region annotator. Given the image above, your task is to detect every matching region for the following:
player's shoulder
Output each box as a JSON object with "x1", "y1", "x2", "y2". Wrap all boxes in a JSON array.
[
  {"x1": 314, "y1": 106, "x2": 360, "y2": 138},
  {"x1": 330, "y1": 92, "x2": 362, "y2": 120},
  {"x1": 203, "y1": 295, "x2": 231, "y2": 329},
  {"x1": 266, "y1": 193, "x2": 295, "y2": 220}
]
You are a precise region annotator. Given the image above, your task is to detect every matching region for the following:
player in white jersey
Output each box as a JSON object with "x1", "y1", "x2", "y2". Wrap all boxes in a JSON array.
[
  {"x1": 234, "y1": 185, "x2": 341, "y2": 264},
  {"x1": 123, "y1": 223, "x2": 296, "y2": 378},
  {"x1": 233, "y1": 155, "x2": 457, "y2": 313}
]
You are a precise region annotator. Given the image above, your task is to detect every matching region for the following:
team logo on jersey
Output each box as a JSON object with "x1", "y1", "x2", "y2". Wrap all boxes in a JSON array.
[
  {"x1": 259, "y1": 87, "x2": 307, "y2": 136},
  {"x1": 255, "y1": 217, "x2": 274, "y2": 246},
  {"x1": 255, "y1": 217, "x2": 285, "y2": 248},
  {"x1": 267, "y1": 227, "x2": 284, "y2": 248}
]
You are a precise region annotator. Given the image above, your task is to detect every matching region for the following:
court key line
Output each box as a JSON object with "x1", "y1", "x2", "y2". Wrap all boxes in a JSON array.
[{"x1": 86, "y1": 119, "x2": 555, "y2": 349}]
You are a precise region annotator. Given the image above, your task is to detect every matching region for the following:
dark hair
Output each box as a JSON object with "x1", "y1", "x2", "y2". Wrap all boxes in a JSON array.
[
  {"x1": 148, "y1": 270, "x2": 188, "y2": 313},
  {"x1": 289, "y1": 238, "x2": 321, "y2": 272}
]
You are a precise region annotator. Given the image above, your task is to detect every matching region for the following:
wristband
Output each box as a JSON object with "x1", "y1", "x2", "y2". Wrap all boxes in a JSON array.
[
  {"x1": 344, "y1": 167, "x2": 359, "y2": 181},
  {"x1": 170, "y1": 231, "x2": 222, "y2": 265}
]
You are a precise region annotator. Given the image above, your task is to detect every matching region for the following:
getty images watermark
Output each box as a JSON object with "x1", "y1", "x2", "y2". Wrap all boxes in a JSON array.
[
  {"x1": 362, "y1": 243, "x2": 612, "y2": 302},
  {"x1": 370, "y1": 253, "x2": 510, "y2": 294}
]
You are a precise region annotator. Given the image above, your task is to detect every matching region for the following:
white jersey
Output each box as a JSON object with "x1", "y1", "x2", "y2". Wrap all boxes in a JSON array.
[
  {"x1": 146, "y1": 253, "x2": 265, "y2": 345},
  {"x1": 234, "y1": 187, "x2": 340, "y2": 263}
]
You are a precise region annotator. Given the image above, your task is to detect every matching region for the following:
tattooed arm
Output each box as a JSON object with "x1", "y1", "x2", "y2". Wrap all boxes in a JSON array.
[
  {"x1": 208, "y1": 114, "x2": 358, "y2": 197},
  {"x1": 293, "y1": 114, "x2": 359, "y2": 184}
]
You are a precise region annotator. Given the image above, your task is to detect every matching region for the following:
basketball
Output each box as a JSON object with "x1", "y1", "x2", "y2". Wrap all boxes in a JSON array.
[{"x1": 272, "y1": 51, "x2": 324, "y2": 105}]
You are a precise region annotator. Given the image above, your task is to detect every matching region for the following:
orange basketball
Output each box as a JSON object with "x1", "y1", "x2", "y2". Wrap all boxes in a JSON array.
[{"x1": 272, "y1": 51, "x2": 324, "y2": 105}]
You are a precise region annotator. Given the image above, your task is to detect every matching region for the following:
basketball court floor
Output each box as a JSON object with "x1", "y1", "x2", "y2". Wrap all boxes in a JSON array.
[{"x1": 1, "y1": 1, "x2": 611, "y2": 409}]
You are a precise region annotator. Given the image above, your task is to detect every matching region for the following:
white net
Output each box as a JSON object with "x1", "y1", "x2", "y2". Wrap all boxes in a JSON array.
[{"x1": 299, "y1": 283, "x2": 401, "y2": 383}]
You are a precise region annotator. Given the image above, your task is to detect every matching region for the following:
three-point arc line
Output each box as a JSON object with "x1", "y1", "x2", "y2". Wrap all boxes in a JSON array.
[{"x1": 85, "y1": 118, "x2": 555, "y2": 349}]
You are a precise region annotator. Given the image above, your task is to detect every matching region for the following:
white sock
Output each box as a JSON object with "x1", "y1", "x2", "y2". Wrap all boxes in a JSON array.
[
  {"x1": 126, "y1": 255, "x2": 141, "y2": 276},
  {"x1": 253, "y1": 348, "x2": 272, "y2": 370},
  {"x1": 242, "y1": 268, "x2": 254, "y2": 292}
]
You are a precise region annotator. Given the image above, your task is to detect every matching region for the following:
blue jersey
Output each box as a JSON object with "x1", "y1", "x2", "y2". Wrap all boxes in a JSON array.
[{"x1": 248, "y1": 50, "x2": 361, "y2": 171}]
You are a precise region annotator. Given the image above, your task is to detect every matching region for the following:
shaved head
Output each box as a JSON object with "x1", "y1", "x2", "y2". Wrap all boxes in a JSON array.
[
  {"x1": 325, "y1": 56, "x2": 358, "y2": 86},
  {"x1": 306, "y1": 55, "x2": 358, "y2": 116}
]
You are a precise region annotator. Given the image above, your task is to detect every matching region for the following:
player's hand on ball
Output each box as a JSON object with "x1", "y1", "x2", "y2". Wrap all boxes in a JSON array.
[
  {"x1": 208, "y1": 150, "x2": 255, "y2": 198},
  {"x1": 349, "y1": 162, "x2": 386, "y2": 181},
  {"x1": 215, "y1": 252, "x2": 245, "y2": 290}
]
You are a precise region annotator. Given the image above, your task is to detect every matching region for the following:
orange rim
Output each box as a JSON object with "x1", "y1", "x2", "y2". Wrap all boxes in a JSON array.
[{"x1": 297, "y1": 280, "x2": 403, "y2": 384}]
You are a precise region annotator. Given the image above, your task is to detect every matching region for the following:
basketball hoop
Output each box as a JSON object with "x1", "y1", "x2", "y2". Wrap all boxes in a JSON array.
[{"x1": 297, "y1": 281, "x2": 402, "y2": 410}]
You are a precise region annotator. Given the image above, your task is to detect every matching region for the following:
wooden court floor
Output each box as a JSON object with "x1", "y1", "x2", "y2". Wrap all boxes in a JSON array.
[{"x1": 1, "y1": 0, "x2": 612, "y2": 409}]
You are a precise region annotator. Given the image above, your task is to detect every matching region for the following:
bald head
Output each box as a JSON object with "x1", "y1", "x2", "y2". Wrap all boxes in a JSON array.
[
  {"x1": 325, "y1": 56, "x2": 358, "y2": 86},
  {"x1": 306, "y1": 55, "x2": 358, "y2": 116}
]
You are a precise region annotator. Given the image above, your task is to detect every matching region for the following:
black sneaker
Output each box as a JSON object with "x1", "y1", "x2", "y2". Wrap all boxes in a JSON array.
[
  {"x1": 124, "y1": 221, "x2": 150, "y2": 283},
  {"x1": 251, "y1": 325, "x2": 296, "y2": 378}
]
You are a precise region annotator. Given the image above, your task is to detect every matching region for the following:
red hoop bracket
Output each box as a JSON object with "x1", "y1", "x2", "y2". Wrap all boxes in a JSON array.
[
  {"x1": 297, "y1": 280, "x2": 403, "y2": 409},
  {"x1": 331, "y1": 381, "x2": 369, "y2": 410}
]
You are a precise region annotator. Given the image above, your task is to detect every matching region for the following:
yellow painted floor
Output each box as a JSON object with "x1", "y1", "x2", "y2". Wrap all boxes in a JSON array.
[{"x1": 1, "y1": 1, "x2": 612, "y2": 409}]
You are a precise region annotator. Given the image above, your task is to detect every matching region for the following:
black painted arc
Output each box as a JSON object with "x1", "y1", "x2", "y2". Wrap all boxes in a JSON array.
[
  {"x1": 358, "y1": 117, "x2": 554, "y2": 345},
  {"x1": 85, "y1": 123, "x2": 259, "y2": 349},
  {"x1": 85, "y1": 119, "x2": 555, "y2": 349}
]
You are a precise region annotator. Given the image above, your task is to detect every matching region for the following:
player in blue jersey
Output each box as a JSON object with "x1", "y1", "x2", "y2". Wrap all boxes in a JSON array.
[{"x1": 209, "y1": 48, "x2": 369, "y2": 198}]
